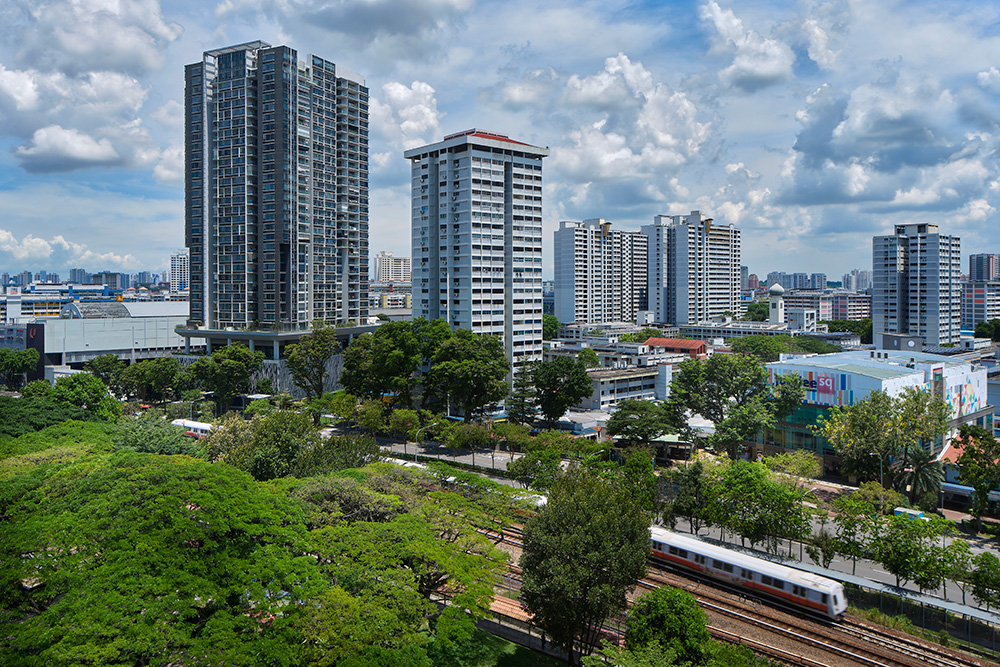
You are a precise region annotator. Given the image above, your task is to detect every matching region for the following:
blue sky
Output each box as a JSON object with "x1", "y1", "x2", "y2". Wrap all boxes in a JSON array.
[{"x1": 1, "y1": 0, "x2": 1000, "y2": 279}]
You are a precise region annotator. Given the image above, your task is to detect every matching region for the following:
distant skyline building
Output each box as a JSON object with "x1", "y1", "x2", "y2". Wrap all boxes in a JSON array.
[
  {"x1": 969, "y1": 253, "x2": 1000, "y2": 282},
  {"x1": 554, "y1": 218, "x2": 648, "y2": 324},
  {"x1": 170, "y1": 249, "x2": 190, "y2": 293},
  {"x1": 406, "y1": 129, "x2": 547, "y2": 371},
  {"x1": 185, "y1": 40, "x2": 369, "y2": 328},
  {"x1": 373, "y1": 250, "x2": 411, "y2": 282},
  {"x1": 842, "y1": 268, "x2": 872, "y2": 292},
  {"x1": 961, "y1": 281, "x2": 1000, "y2": 331},
  {"x1": 873, "y1": 223, "x2": 961, "y2": 347},
  {"x1": 642, "y1": 211, "x2": 741, "y2": 326}
]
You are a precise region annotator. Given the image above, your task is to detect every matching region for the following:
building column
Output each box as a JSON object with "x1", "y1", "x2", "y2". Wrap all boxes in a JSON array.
[{"x1": 273, "y1": 340, "x2": 280, "y2": 360}]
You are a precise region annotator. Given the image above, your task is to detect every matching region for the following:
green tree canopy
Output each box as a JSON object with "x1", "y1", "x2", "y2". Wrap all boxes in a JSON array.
[
  {"x1": 606, "y1": 399, "x2": 675, "y2": 447},
  {"x1": 83, "y1": 353, "x2": 126, "y2": 393},
  {"x1": 120, "y1": 356, "x2": 182, "y2": 403},
  {"x1": 533, "y1": 356, "x2": 592, "y2": 426},
  {"x1": 542, "y1": 313, "x2": 560, "y2": 341},
  {"x1": 0, "y1": 347, "x2": 39, "y2": 389},
  {"x1": 505, "y1": 363, "x2": 539, "y2": 426},
  {"x1": 820, "y1": 318, "x2": 873, "y2": 344},
  {"x1": 429, "y1": 329, "x2": 510, "y2": 421},
  {"x1": 285, "y1": 319, "x2": 340, "y2": 405},
  {"x1": 51, "y1": 373, "x2": 120, "y2": 422},
  {"x1": 578, "y1": 347, "x2": 600, "y2": 368},
  {"x1": 113, "y1": 411, "x2": 203, "y2": 457},
  {"x1": 626, "y1": 586, "x2": 710, "y2": 665},
  {"x1": 519, "y1": 469, "x2": 650, "y2": 664},
  {"x1": 0, "y1": 451, "x2": 322, "y2": 667},
  {"x1": 188, "y1": 343, "x2": 265, "y2": 411},
  {"x1": 710, "y1": 460, "x2": 809, "y2": 553},
  {"x1": 619, "y1": 327, "x2": 664, "y2": 343},
  {"x1": 974, "y1": 319, "x2": 1000, "y2": 342},
  {"x1": 669, "y1": 355, "x2": 804, "y2": 459},
  {"x1": 741, "y1": 300, "x2": 769, "y2": 322},
  {"x1": 956, "y1": 423, "x2": 1000, "y2": 533}
]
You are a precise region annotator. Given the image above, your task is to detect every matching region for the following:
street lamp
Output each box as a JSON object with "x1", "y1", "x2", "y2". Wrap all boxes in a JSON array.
[
  {"x1": 868, "y1": 451, "x2": 884, "y2": 487},
  {"x1": 413, "y1": 422, "x2": 438, "y2": 462}
]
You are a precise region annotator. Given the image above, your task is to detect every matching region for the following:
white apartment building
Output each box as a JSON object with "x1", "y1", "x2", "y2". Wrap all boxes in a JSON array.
[
  {"x1": 782, "y1": 289, "x2": 871, "y2": 321},
  {"x1": 374, "y1": 251, "x2": 411, "y2": 282},
  {"x1": 553, "y1": 219, "x2": 647, "y2": 324},
  {"x1": 405, "y1": 129, "x2": 548, "y2": 371},
  {"x1": 842, "y1": 268, "x2": 872, "y2": 292},
  {"x1": 969, "y1": 253, "x2": 1000, "y2": 282},
  {"x1": 873, "y1": 223, "x2": 961, "y2": 347},
  {"x1": 961, "y1": 281, "x2": 1000, "y2": 330},
  {"x1": 642, "y1": 211, "x2": 741, "y2": 325},
  {"x1": 169, "y1": 249, "x2": 189, "y2": 293}
]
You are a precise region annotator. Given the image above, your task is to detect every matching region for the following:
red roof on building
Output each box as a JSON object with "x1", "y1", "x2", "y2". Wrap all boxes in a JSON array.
[{"x1": 644, "y1": 337, "x2": 707, "y2": 349}]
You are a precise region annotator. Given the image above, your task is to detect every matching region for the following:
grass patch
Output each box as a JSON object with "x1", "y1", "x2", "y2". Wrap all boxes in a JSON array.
[
  {"x1": 0, "y1": 420, "x2": 114, "y2": 480},
  {"x1": 848, "y1": 606, "x2": 952, "y2": 648},
  {"x1": 429, "y1": 629, "x2": 564, "y2": 667}
]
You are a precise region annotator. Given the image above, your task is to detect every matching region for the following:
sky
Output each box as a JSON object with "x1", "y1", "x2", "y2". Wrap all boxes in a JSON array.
[{"x1": 1, "y1": 0, "x2": 1000, "y2": 280}]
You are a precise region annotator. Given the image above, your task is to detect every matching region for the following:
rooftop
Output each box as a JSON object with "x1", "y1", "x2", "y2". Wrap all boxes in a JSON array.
[{"x1": 644, "y1": 337, "x2": 707, "y2": 349}]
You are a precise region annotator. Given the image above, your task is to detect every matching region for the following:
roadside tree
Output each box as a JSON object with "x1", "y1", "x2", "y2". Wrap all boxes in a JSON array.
[
  {"x1": 429, "y1": 329, "x2": 509, "y2": 422},
  {"x1": 285, "y1": 319, "x2": 340, "y2": 407},
  {"x1": 606, "y1": 399, "x2": 675, "y2": 448},
  {"x1": 520, "y1": 469, "x2": 650, "y2": 664},
  {"x1": 188, "y1": 343, "x2": 264, "y2": 412},
  {"x1": 956, "y1": 423, "x2": 1000, "y2": 533},
  {"x1": 533, "y1": 356, "x2": 592, "y2": 426}
]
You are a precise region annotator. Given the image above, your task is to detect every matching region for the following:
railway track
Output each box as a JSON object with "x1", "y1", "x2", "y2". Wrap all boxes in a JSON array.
[{"x1": 489, "y1": 525, "x2": 989, "y2": 667}]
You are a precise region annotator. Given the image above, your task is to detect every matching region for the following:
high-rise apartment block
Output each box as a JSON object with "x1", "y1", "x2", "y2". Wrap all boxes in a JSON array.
[
  {"x1": 553, "y1": 219, "x2": 647, "y2": 324},
  {"x1": 405, "y1": 129, "x2": 547, "y2": 370},
  {"x1": 170, "y1": 249, "x2": 190, "y2": 292},
  {"x1": 185, "y1": 41, "x2": 369, "y2": 328},
  {"x1": 642, "y1": 211, "x2": 741, "y2": 326},
  {"x1": 374, "y1": 251, "x2": 411, "y2": 282},
  {"x1": 962, "y1": 281, "x2": 1000, "y2": 330},
  {"x1": 873, "y1": 223, "x2": 961, "y2": 346},
  {"x1": 842, "y1": 269, "x2": 872, "y2": 292},
  {"x1": 969, "y1": 253, "x2": 1000, "y2": 282}
]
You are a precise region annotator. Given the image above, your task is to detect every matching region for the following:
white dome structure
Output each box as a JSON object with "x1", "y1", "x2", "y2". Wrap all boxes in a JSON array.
[{"x1": 768, "y1": 283, "x2": 785, "y2": 296}]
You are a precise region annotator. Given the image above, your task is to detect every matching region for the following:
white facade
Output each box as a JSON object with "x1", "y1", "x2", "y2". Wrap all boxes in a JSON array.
[
  {"x1": 873, "y1": 223, "x2": 961, "y2": 347},
  {"x1": 170, "y1": 249, "x2": 189, "y2": 293},
  {"x1": 554, "y1": 219, "x2": 647, "y2": 324},
  {"x1": 405, "y1": 129, "x2": 548, "y2": 371},
  {"x1": 579, "y1": 365, "x2": 674, "y2": 412},
  {"x1": 961, "y1": 281, "x2": 1000, "y2": 330},
  {"x1": 374, "y1": 251, "x2": 411, "y2": 282},
  {"x1": 642, "y1": 211, "x2": 741, "y2": 326}
]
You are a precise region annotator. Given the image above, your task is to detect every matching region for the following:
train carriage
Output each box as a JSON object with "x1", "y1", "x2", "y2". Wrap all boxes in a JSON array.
[{"x1": 649, "y1": 526, "x2": 847, "y2": 619}]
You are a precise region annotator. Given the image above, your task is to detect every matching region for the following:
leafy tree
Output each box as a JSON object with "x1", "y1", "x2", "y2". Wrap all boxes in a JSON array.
[
  {"x1": 19, "y1": 380, "x2": 53, "y2": 399},
  {"x1": 210, "y1": 410, "x2": 322, "y2": 481},
  {"x1": 120, "y1": 356, "x2": 182, "y2": 403},
  {"x1": 542, "y1": 313, "x2": 560, "y2": 340},
  {"x1": 582, "y1": 641, "x2": 680, "y2": 667},
  {"x1": 619, "y1": 327, "x2": 664, "y2": 343},
  {"x1": 286, "y1": 319, "x2": 341, "y2": 406},
  {"x1": 873, "y1": 513, "x2": 952, "y2": 589},
  {"x1": 358, "y1": 399, "x2": 388, "y2": 434},
  {"x1": 0, "y1": 451, "x2": 322, "y2": 667},
  {"x1": 972, "y1": 552, "x2": 1000, "y2": 611},
  {"x1": 606, "y1": 399, "x2": 675, "y2": 447},
  {"x1": 893, "y1": 445, "x2": 944, "y2": 505},
  {"x1": 188, "y1": 343, "x2": 265, "y2": 411},
  {"x1": 831, "y1": 491, "x2": 879, "y2": 574},
  {"x1": 51, "y1": 373, "x2": 120, "y2": 422},
  {"x1": 113, "y1": 411, "x2": 204, "y2": 457},
  {"x1": 507, "y1": 448, "x2": 562, "y2": 490},
  {"x1": 389, "y1": 408, "x2": 421, "y2": 439},
  {"x1": 0, "y1": 347, "x2": 39, "y2": 389},
  {"x1": 762, "y1": 449, "x2": 821, "y2": 483},
  {"x1": 83, "y1": 353, "x2": 126, "y2": 393},
  {"x1": 626, "y1": 586, "x2": 710, "y2": 665},
  {"x1": 340, "y1": 322, "x2": 423, "y2": 409},
  {"x1": 669, "y1": 355, "x2": 803, "y2": 459},
  {"x1": 974, "y1": 318, "x2": 1000, "y2": 342},
  {"x1": 711, "y1": 460, "x2": 808, "y2": 553},
  {"x1": 326, "y1": 390, "x2": 358, "y2": 428},
  {"x1": 491, "y1": 421, "x2": 531, "y2": 458},
  {"x1": 533, "y1": 356, "x2": 592, "y2": 426},
  {"x1": 821, "y1": 318, "x2": 873, "y2": 345},
  {"x1": 946, "y1": 540, "x2": 975, "y2": 605},
  {"x1": 741, "y1": 301, "x2": 769, "y2": 322},
  {"x1": 666, "y1": 460, "x2": 715, "y2": 535},
  {"x1": 520, "y1": 469, "x2": 650, "y2": 664},
  {"x1": 730, "y1": 335, "x2": 787, "y2": 362},
  {"x1": 0, "y1": 396, "x2": 90, "y2": 438},
  {"x1": 291, "y1": 433, "x2": 383, "y2": 477},
  {"x1": 816, "y1": 388, "x2": 949, "y2": 487},
  {"x1": 429, "y1": 329, "x2": 510, "y2": 422},
  {"x1": 244, "y1": 397, "x2": 275, "y2": 419},
  {"x1": 505, "y1": 364, "x2": 538, "y2": 426},
  {"x1": 578, "y1": 347, "x2": 600, "y2": 368},
  {"x1": 956, "y1": 423, "x2": 1000, "y2": 533}
]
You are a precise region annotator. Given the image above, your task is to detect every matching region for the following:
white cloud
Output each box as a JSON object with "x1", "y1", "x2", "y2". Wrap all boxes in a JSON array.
[
  {"x1": 14, "y1": 125, "x2": 120, "y2": 172},
  {"x1": 369, "y1": 80, "x2": 442, "y2": 173},
  {"x1": 977, "y1": 66, "x2": 1000, "y2": 93},
  {"x1": 150, "y1": 100, "x2": 184, "y2": 129},
  {"x1": 700, "y1": 0, "x2": 795, "y2": 92},
  {"x1": 153, "y1": 143, "x2": 184, "y2": 185},
  {"x1": 802, "y1": 18, "x2": 839, "y2": 70},
  {"x1": 15, "y1": 0, "x2": 182, "y2": 75}
]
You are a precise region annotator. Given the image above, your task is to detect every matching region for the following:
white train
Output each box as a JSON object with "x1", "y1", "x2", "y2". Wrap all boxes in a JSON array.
[
  {"x1": 170, "y1": 419, "x2": 213, "y2": 439},
  {"x1": 649, "y1": 527, "x2": 847, "y2": 619}
]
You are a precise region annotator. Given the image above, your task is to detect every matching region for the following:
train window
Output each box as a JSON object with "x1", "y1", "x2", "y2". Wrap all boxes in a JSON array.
[
  {"x1": 713, "y1": 559, "x2": 723, "y2": 569},
  {"x1": 793, "y1": 585, "x2": 805, "y2": 597},
  {"x1": 741, "y1": 568, "x2": 752, "y2": 579},
  {"x1": 669, "y1": 546, "x2": 678, "y2": 555},
  {"x1": 821, "y1": 593, "x2": 828, "y2": 604},
  {"x1": 723, "y1": 563, "x2": 733, "y2": 573},
  {"x1": 694, "y1": 555, "x2": 706, "y2": 565},
  {"x1": 761, "y1": 575, "x2": 773, "y2": 586},
  {"x1": 773, "y1": 580, "x2": 784, "y2": 590},
  {"x1": 678, "y1": 549, "x2": 688, "y2": 558}
]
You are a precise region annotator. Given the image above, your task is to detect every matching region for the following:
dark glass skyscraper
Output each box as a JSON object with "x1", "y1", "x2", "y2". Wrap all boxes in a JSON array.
[{"x1": 185, "y1": 41, "x2": 368, "y2": 328}]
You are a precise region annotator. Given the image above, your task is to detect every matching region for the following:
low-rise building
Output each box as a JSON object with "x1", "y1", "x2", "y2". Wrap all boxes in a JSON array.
[{"x1": 579, "y1": 365, "x2": 673, "y2": 412}]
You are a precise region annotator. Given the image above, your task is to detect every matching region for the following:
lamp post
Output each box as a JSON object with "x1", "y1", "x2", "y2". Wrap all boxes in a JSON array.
[
  {"x1": 413, "y1": 423, "x2": 438, "y2": 462},
  {"x1": 869, "y1": 451, "x2": 884, "y2": 487}
]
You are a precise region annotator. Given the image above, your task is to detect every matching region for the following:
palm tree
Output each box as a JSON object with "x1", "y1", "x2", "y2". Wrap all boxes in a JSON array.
[{"x1": 894, "y1": 446, "x2": 944, "y2": 505}]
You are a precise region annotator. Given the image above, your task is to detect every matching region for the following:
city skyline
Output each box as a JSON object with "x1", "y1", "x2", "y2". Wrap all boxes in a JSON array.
[{"x1": 1, "y1": 1, "x2": 1000, "y2": 278}]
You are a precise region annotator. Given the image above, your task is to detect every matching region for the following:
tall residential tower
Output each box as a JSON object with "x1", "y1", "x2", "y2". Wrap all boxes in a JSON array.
[
  {"x1": 642, "y1": 211, "x2": 741, "y2": 325},
  {"x1": 873, "y1": 223, "x2": 961, "y2": 346},
  {"x1": 185, "y1": 41, "x2": 369, "y2": 328},
  {"x1": 553, "y1": 219, "x2": 647, "y2": 324},
  {"x1": 405, "y1": 129, "x2": 548, "y2": 370}
]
